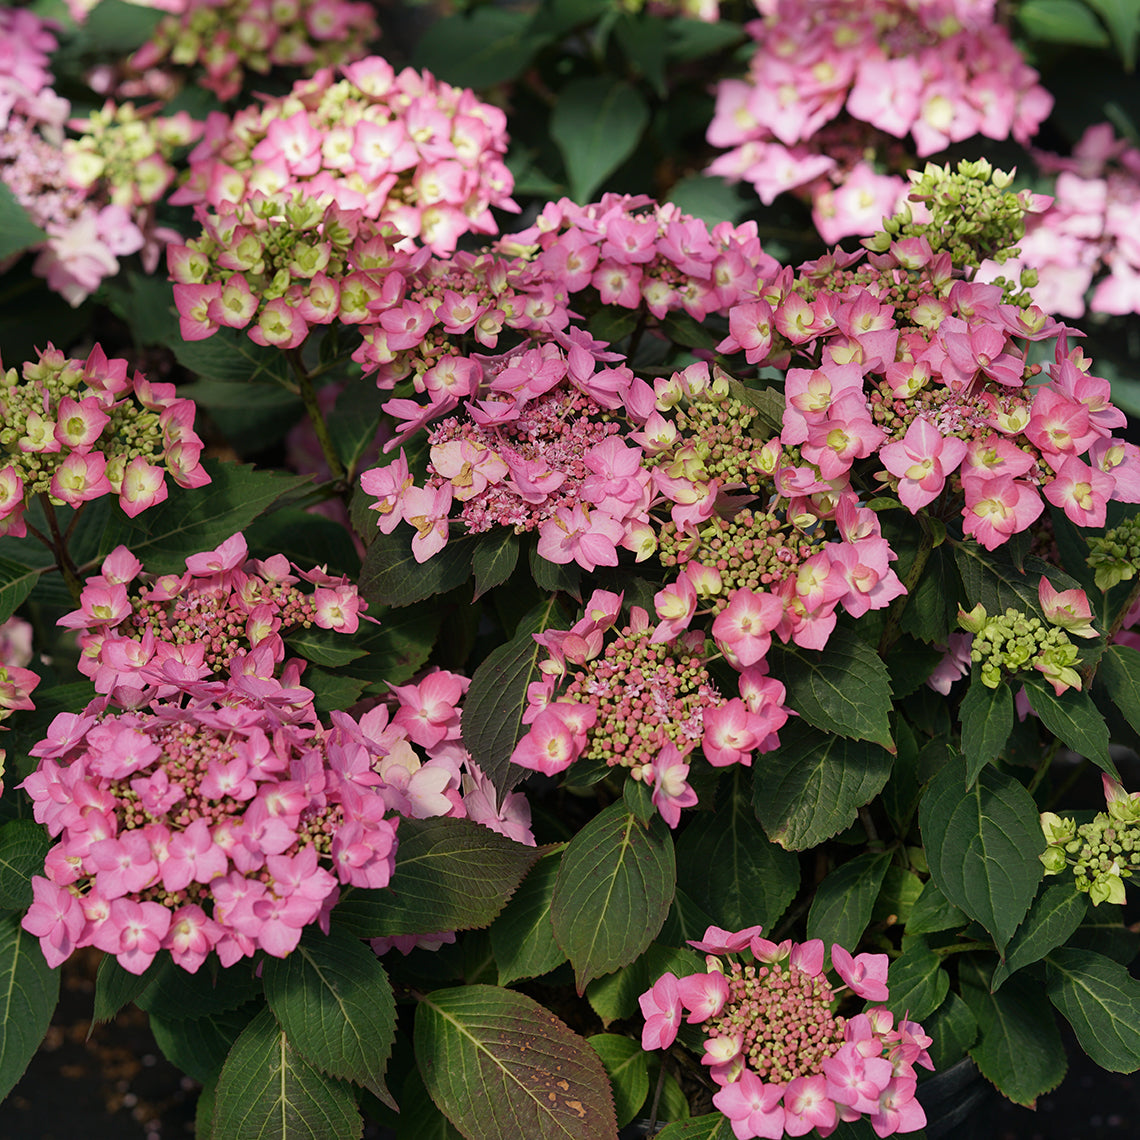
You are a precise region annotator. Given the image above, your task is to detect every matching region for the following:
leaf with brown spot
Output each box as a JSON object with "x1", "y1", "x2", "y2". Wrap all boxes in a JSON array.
[{"x1": 415, "y1": 985, "x2": 617, "y2": 1140}]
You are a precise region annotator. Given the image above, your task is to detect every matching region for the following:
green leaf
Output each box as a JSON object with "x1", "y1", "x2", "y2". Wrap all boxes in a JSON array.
[
  {"x1": 753, "y1": 720, "x2": 894, "y2": 850},
  {"x1": 472, "y1": 530, "x2": 520, "y2": 601},
  {"x1": 899, "y1": 541, "x2": 961, "y2": 643},
  {"x1": 529, "y1": 545, "x2": 582, "y2": 598},
  {"x1": 415, "y1": 985, "x2": 618, "y2": 1140},
  {"x1": 919, "y1": 755, "x2": 1044, "y2": 949},
  {"x1": 333, "y1": 817, "x2": 540, "y2": 938},
  {"x1": 0, "y1": 555, "x2": 48, "y2": 625},
  {"x1": 660, "y1": 311, "x2": 719, "y2": 351},
  {"x1": 586, "y1": 1034, "x2": 649, "y2": 1127},
  {"x1": 359, "y1": 528, "x2": 480, "y2": 608},
  {"x1": 303, "y1": 666, "x2": 367, "y2": 713},
  {"x1": 0, "y1": 912, "x2": 59, "y2": 1103},
  {"x1": 551, "y1": 803, "x2": 675, "y2": 992},
  {"x1": 586, "y1": 307, "x2": 640, "y2": 344},
  {"x1": 883, "y1": 935, "x2": 950, "y2": 1022},
  {"x1": 884, "y1": 636, "x2": 945, "y2": 699},
  {"x1": 93, "y1": 954, "x2": 161, "y2": 1025},
  {"x1": 244, "y1": 508, "x2": 361, "y2": 577},
  {"x1": 958, "y1": 680, "x2": 1013, "y2": 786},
  {"x1": 614, "y1": 12, "x2": 669, "y2": 97},
  {"x1": 283, "y1": 627, "x2": 368, "y2": 669},
  {"x1": 953, "y1": 543, "x2": 1084, "y2": 619},
  {"x1": 1096, "y1": 643, "x2": 1140, "y2": 739},
  {"x1": 413, "y1": 8, "x2": 551, "y2": 88},
  {"x1": 328, "y1": 372, "x2": 385, "y2": 472},
  {"x1": 1022, "y1": 675, "x2": 1115, "y2": 778},
  {"x1": 263, "y1": 925, "x2": 397, "y2": 1105},
  {"x1": 491, "y1": 850, "x2": 567, "y2": 985},
  {"x1": 335, "y1": 606, "x2": 443, "y2": 689},
  {"x1": 462, "y1": 595, "x2": 566, "y2": 794},
  {"x1": 0, "y1": 821, "x2": 49, "y2": 912},
  {"x1": 584, "y1": 943, "x2": 702, "y2": 1025},
  {"x1": 806, "y1": 852, "x2": 892, "y2": 952},
  {"x1": 655, "y1": 1114, "x2": 737, "y2": 1140},
  {"x1": 212, "y1": 1007, "x2": 362, "y2": 1140},
  {"x1": 1084, "y1": 0, "x2": 1140, "y2": 67},
  {"x1": 150, "y1": 1001, "x2": 261, "y2": 1086},
  {"x1": 665, "y1": 175, "x2": 746, "y2": 227},
  {"x1": 906, "y1": 878, "x2": 967, "y2": 935},
  {"x1": 136, "y1": 956, "x2": 261, "y2": 1022},
  {"x1": 768, "y1": 626, "x2": 894, "y2": 748},
  {"x1": 667, "y1": 18, "x2": 748, "y2": 60},
  {"x1": 1018, "y1": 0, "x2": 1112, "y2": 45},
  {"x1": 961, "y1": 966, "x2": 1066, "y2": 1107},
  {"x1": 0, "y1": 181, "x2": 47, "y2": 262},
  {"x1": 550, "y1": 77, "x2": 650, "y2": 203},
  {"x1": 992, "y1": 884, "x2": 1088, "y2": 992},
  {"x1": 923, "y1": 991, "x2": 978, "y2": 1071},
  {"x1": 179, "y1": 379, "x2": 303, "y2": 449},
  {"x1": 91, "y1": 460, "x2": 310, "y2": 575},
  {"x1": 398, "y1": 1068, "x2": 464, "y2": 1140},
  {"x1": 677, "y1": 785, "x2": 800, "y2": 933},
  {"x1": 1045, "y1": 948, "x2": 1140, "y2": 1070}
]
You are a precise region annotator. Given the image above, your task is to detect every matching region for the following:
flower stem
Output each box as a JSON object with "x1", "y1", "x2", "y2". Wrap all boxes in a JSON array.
[
  {"x1": 286, "y1": 346, "x2": 347, "y2": 486},
  {"x1": 38, "y1": 494, "x2": 84, "y2": 604}
]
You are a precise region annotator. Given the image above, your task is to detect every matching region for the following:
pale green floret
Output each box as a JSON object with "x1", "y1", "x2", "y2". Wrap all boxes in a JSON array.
[
  {"x1": 1087, "y1": 512, "x2": 1140, "y2": 590},
  {"x1": 961, "y1": 605, "x2": 1082, "y2": 690}
]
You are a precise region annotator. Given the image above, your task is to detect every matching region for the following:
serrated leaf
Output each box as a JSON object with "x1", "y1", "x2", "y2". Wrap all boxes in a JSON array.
[
  {"x1": 959, "y1": 680, "x2": 1013, "y2": 786},
  {"x1": 655, "y1": 1114, "x2": 737, "y2": 1140},
  {"x1": 529, "y1": 545, "x2": 582, "y2": 598},
  {"x1": 89, "y1": 460, "x2": 310, "y2": 575},
  {"x1": 961, "y1": 967, "x2": 1066, "y2": 1107},
  {"x1": 806, "y1": 852, "x2": 891, "y2": 952},
  {"x1": 282, "y1": 627, "x2": 368, "y2": 668},
  {"x1": 923, "y1": 992, "x2": 978, "y2": 1071},
  {"x1": 953, "y1": 543, "x2": 1084, "y2": 619},
  {"x1": 550, "y1": 77, "x2": 650, "y2": 203},
  {"x1": 0, "y1": 556, "x2": 44, "y2": 625},
  {"x1": 899, "y1": 541, "x2": 961, "y2": 643},
  {"x1": 768, "y1": 626, "x2": 893, "y2": 748},
  {"x1": 584, "y1": 943, "x2": 702, "y2": 1026},
  {"x1": 884, "y1": 935, "x2": 950, "y2": 1022},
  {"x1": 753, "y1": 720, "x2": 894, "y2": 850},
  {"x1": 462, "y1": 595, "x2": 566, "y2": 794},
  {"x1": 1018, "y1": 0, "x2": 1112, "y2": 46},
  {"x1": 244, "y1": 508, "x2": 361, "y2": 577},
  {"x1": 263, "y1": 925, "x2": 398, "y2": 1104},
  {"x1": 677, "y1": 784, "x2": 800, "y2": 932},
  {"x1": 333, "y1": 817, "x2": 540, "y2": 938},
  {"x1": 906, "y1": 879, "x2": 967, "y2": 935},
  {"x1": 587, "y1": 307, "x2": 640, "y2": 344},
  {"x1": 93, "y1": 953, "x2": 161, "y2": 1025},
  {"x1": 212, "y1": 1007, "x2": 362, "y2": 1140},
  {"x1": 492, "y1": 851, "x2": 568, "y2": 985},
  {"x1": 1045, "y1": 948, "x2": 1140, "y2": 1070},
  {"x1": 150, "y1": 1001, "x2": 261, "y2": 1085},
  {"x1": 0, "y1": 821, "x2": 49, "y2": 911},
  {"x1": 304, "y1": 666, "x2": 367, "y2": 713},
  {"x1": 472, "y1": 530, "x2": 520, "y2": 601},
  {"x1": 919, "y1": 755, "x2": 1044, "y2": 949},
  {"x1": 170, "y1": 326, "x2": 294, "y2": 387},
  {"x1": 991, "y1": 884, "x2": 1088, "y2": 992},
  {"x1": 551, "y1": 803, "x2": 675, "y2": 992},
  {"x1": 327, "y1": 372, "x2": 385, "y2": 472},
  {"x1": 415, "y1": 984, "x2": 618, "y2": 1140},
  {"x1": 586, "y1": 1034, "x2": 649, "y2": 1127},
  {"x1": 398, "y1": 1068, "x2": 464, "y2": 1140},
  {"x1": 1096, "y1": 643, "x2": 1140, "y2": 738},
  {"x1": 136, "y1": 956, "x2": 261, "y2": 1022},
  {"x1": 0, "y1": 181, "x2": 47, "y2": 262},
  {"x1": 0, "y1": 912, "x2": 60, "y2": 1103},
  {"x1": 1022, "y1": 675, "x2": 1115, "y2": 777},
  {"x1": 338, "y1": 606, "x2": 443, "y2": 688},
  {"x1": 359, "y1": 528, "x2": 480, "y2": 608}
]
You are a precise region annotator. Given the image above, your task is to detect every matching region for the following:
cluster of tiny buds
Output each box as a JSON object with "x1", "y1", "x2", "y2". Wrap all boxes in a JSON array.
[
  {"x1": 1086, "y1": 512, "x2": 1140, "y2": 590},
  {"x1": 958, "y1": 602, "x2": 1082, "y2": 695}
]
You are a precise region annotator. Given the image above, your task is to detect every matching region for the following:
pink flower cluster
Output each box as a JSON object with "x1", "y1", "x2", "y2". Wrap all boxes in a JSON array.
[
  {"x1": 171, "y1": 57, "x2": 517, "y2": 253},
  {"x1": 707, "y1": 0, "x2": 1052, "y2": 242},
  {"x1": 21, "y1": 684, "x2": 401, "y2": 973},
  {"x1": 130, "y1": 0, "x2": 379, "y2": 102},
  {"x1": 977, "y1": 124, "x2": 1140, "y2": 318},
  {"x1": 510, "y1": 590, "x2": 790, "y2": 827},
  {"x1": 640, "y1": 925, "x2": 931, "y2": 1139},
  {"x1": 0, "y1": 7, "x2": 152, "y2": 304},
  {"x1": 0, "y1": 343, "x2": 210, "y2": 537},
  {"x1": 62, "y1": 533, "x2": 364, "y2": 707},
  {"x1": 719, "y1": 239, "x2": 1140, "y2": 548},
  {"x1": 0, "y1": 615, "x2": 39, "y2": 798}
]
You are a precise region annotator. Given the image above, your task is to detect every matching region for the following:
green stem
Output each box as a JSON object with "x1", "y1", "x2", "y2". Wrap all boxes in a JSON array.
[
  {"x1": 1026, "y1": 737, "x2": 1062, "y2": 797},
  {"x1": 38, "y1": 494, "x2": 84, "y2": 604},
  {"x1": 286, "y1": 347, "x2": 347, "y2": 486}
]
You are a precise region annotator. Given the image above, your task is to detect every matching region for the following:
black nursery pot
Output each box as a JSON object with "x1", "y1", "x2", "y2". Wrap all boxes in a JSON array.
[{"x1": 917, "y1": 1057, "x2": 997, "y2": 1140}]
